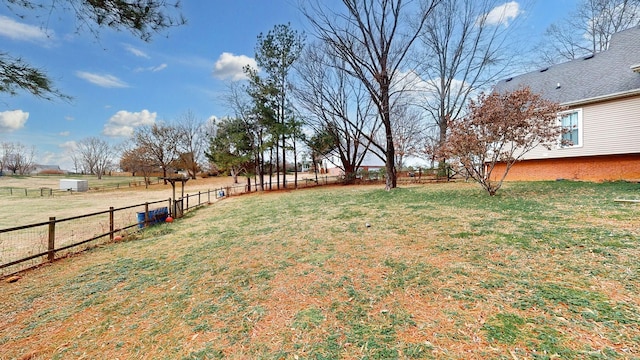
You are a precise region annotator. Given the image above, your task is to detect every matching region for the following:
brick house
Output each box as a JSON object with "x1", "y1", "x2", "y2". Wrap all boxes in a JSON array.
[{"x1": 492, "y1": 26, "x2": 640, "y2": 181}]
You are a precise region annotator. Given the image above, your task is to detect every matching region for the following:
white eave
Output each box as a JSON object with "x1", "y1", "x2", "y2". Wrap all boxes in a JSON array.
[{"x1": 632, "y1": 63, "x2": 640, "y2": 73}]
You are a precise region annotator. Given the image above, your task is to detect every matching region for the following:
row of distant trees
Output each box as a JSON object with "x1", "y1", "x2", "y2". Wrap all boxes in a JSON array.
[
  {"x1": 0, "y1": 110, "x2": 213, "y2": 181},
  {"x1": 65, "y1": 110, "x2": 215, "y2": 185},
  {"x1": 1, "y1": 0, "x2": 638, "y2": 195},
  {"x1": 119, "y1": 111, "x2": 214, "y2": 185}
]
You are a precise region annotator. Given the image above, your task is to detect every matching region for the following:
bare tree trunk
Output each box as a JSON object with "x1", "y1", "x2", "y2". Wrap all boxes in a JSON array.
[
  {"x1": 269, "y1": 147, "x2": 273, "y2": 190},
  {"x1": 303, "y1": 0, "x2": 439, "y2": 190},
  {"x1": 282, "y1": 135, "x2": 286, "y2": 189},
  {"x1": 275, "y1": 142, "x2": 280, "y2": 189},
  {"x1": 293, "y1": 137, "x2": 298, "y2": 189},
  {"x1": 382, "y1": 82, "x2": 396, "y2": 190}
]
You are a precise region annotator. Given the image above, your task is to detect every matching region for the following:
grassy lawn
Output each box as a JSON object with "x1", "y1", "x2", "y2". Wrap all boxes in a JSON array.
[{"x1": 1, "y1": 181, "x2": 639, "y2": 359}]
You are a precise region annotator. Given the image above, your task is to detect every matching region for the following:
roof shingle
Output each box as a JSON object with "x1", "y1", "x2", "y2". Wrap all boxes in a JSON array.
[{"x1": 494, "y1": 26, "x2": 640, "y2": 104}]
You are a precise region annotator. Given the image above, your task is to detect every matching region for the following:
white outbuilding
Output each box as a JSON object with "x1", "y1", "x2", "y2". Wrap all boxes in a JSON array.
[{"x1": 59, "y1": 179, "x2": 89, "y2": 192}]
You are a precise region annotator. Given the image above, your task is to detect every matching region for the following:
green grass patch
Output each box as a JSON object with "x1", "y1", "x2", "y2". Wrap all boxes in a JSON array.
[{"x1": 1, "y1": 181, "x2": 639, "y2": 359}]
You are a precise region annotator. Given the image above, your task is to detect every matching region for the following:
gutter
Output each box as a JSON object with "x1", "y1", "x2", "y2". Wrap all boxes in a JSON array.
[{"x1": 562, "y1": 88, "x2": 640, "y2": 107}]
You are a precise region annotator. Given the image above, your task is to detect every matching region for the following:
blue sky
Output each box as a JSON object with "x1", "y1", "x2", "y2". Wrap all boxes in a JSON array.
[{"x1": 0, "y1": 0, "x2": 575, "y2": 170}]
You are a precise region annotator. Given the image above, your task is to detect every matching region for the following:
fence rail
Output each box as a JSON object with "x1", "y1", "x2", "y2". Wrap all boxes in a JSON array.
[
  {"x1": 0, "y1": 178, "x2": 163, "y2": 197},
  {"x1": 0, "y1": 187, "x2": 221, "y2": 277},
  {"x1": 0, "y1": 174, "x2": 415, "y2": 277}
]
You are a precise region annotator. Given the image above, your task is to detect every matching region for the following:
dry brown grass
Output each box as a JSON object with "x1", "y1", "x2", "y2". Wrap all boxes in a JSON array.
[
  {"x1": 0, "y1": 175, "x2": 238, "y2": 228},
  {"x1": 1, "y1": 181, "x2": 639, "y2": 359}
]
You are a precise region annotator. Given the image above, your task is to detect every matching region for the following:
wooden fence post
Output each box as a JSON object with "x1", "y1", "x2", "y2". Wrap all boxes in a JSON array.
[
  {"x1": 168, "y1": 198, "x2": 172, "y2": 217},
  {"x1": 144, "y1": 203, "x2": 149, "y2": 228},
  {"x1": 198, "y1": 191, "x2": 201, "y2": 206},
  {"x1": 109, "y1": 207, "x2": 114, "y2": 241},
  {"x1": 186, "y1": 194, "x2": 189, "y2": 211},
  {"x1": 207, "y1": 189, "x2": 210, "y2": 203},
  {"x1": 48, "y1": 217, "x2": 56, "y2": 262}
]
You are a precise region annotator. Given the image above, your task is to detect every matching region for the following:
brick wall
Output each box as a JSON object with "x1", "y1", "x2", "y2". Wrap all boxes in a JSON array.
[{"x1": 491, "y1": 154, "x2": 640, "y2": 182}]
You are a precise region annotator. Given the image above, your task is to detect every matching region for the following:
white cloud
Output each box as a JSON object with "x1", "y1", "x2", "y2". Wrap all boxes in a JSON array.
[
  {"x1": 0, "y1": 15, "x2": 50, "y2": 43},
  {"x1": 103, "y1": 109, "x2": 157, "y2": 137},
  {"x1": 59, "y1": 131, "x2": 70, "y2": 136},
  {"x1": 52, "y1": 142, "x2": 78, "y2": 170},
  {"x1": 76, "y1": 71, "x2": 129, "y2": 88},
  {"x1": 482, "y1": 1, "x2": 522, "y2": 26},
  {"x1": 212, "y1": 52, "x2": 257, "y2": 81},
  {"x1": 124, "y1": 44, "x2": 150, "y2": 58},
  {"x1": 135, "y1": 63, "x2": 168, "y2": 72},
  {"x1": 38, "y1": 151, "x2": 60, "y2": 166},
  {"x1": 152, "y1": 63, "x2": 167, "y2": 72},
  {"x1": 59, "y1": 141, "x2": 78, "y2": 152},
  {"x1": 0, "y1": 110, "x2": 29, "y2": 132}
]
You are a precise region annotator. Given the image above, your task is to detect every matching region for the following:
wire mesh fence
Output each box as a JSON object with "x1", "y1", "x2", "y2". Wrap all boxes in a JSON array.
[
  {"x1": 0, "y1": 175, "x2": 360, "y2": 277},
  {"x1": 0, "y1": 178, "x2": 163, "y2": 198},
  {"x1": 0, "y1": 198, "x2": 174, "y2": 277}
]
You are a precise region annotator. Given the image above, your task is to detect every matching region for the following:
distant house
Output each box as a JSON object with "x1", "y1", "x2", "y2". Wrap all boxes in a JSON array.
[
  {"x1": 322, "y1": 151, "x2": 385, "y2": 177},
  {"x1": 493, "y1": 26, "x2": 640, "y2": 181},
  {"x1": 31, "y1": 165, "x2": 65, "y2": 175}
]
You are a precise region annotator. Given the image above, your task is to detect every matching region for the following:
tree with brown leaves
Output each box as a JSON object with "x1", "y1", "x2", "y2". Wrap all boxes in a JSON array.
[{"x1": 444, "y1": 87, "x2": 565, "y2": 195}]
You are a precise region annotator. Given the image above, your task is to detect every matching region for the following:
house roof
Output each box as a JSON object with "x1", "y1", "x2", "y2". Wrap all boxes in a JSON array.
[{"x1": 495, "y1": 26, "x2": 640, "y2": 105}]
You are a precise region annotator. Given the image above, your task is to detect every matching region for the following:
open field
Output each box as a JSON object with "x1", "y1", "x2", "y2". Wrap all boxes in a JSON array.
[
  {"x1": 0, "y1": 175, "x2": 239, "y2": 229},
  {"x1": 1, "y1": 181, "x2": 639, "y2": 359}
]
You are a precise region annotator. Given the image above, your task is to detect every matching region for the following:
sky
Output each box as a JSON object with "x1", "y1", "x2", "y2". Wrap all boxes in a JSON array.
[{"x1": 0, "y1": 0, "x2": 577, "y2": 171}]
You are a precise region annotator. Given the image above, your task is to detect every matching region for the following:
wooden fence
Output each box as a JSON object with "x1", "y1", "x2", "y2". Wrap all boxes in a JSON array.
[
  {"x1": 0, "y1": 174, "x2": 429, "y2": 277},
  {"x1": 0, "y1": 178, "x2": 163, "y2": 197},
  {"x1": 0, "y1": 188, "x2": 221, "y2": 277}
]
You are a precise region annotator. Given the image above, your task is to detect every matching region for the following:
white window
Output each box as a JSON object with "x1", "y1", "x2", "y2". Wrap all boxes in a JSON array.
[{"x1": 559, "y1": 109, "x2": 582, "y2": 148}]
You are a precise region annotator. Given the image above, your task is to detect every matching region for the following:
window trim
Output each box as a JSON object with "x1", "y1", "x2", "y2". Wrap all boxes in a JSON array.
[{"x1": 557, "y1": 108, "x2": 583, "y2": 149}]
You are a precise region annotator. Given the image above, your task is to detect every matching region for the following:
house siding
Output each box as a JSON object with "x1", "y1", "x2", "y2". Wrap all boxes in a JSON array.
[
  {"x1": 491, "y1": 154, "x2": 640, "y2": 181},
  {"x1": 490, "y1": 27, "x2": 640, "y2": 182},
  {"x1": 521, "y1": 95, "x2": 640, "y2": 160}
]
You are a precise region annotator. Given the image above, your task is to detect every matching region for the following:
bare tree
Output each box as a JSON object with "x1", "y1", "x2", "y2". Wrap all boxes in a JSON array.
[
  {"x1": 415, "y1": 0, "x2": 523, "y2": 173},
  {"x1": 134, "y1": 123, "x2": 181, "y2": 183},
  {"x1": 294, "y1": 42, "x2": 382, "y2": 184},
  {"x1": 417, "y1": 130, "x2": 440, "y2": 169},
  {"x1": 0, "y1": 142, "x2": 11, "y2": 174},
  {"x1": 535, "y1": 0, "x2": 640, "y2": 65},
  {"x1": 75, "y1": 137, "x2": 113, "y2": 179},
  {"x1": 443, "y1": 87, "x2": 565, "y2": 196},
  {"x1": 391, "y1": 103, "x2": 425, "y2": 171},
  {"x1": 2, "y1": 142, "x2": 36, "y2": 175},
  {"x1": 176, "y1": 110, "x2": 207, "y2": 179},
  {"x1": 303, "y1": 0, "x2": 441, "y2": 190}
]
